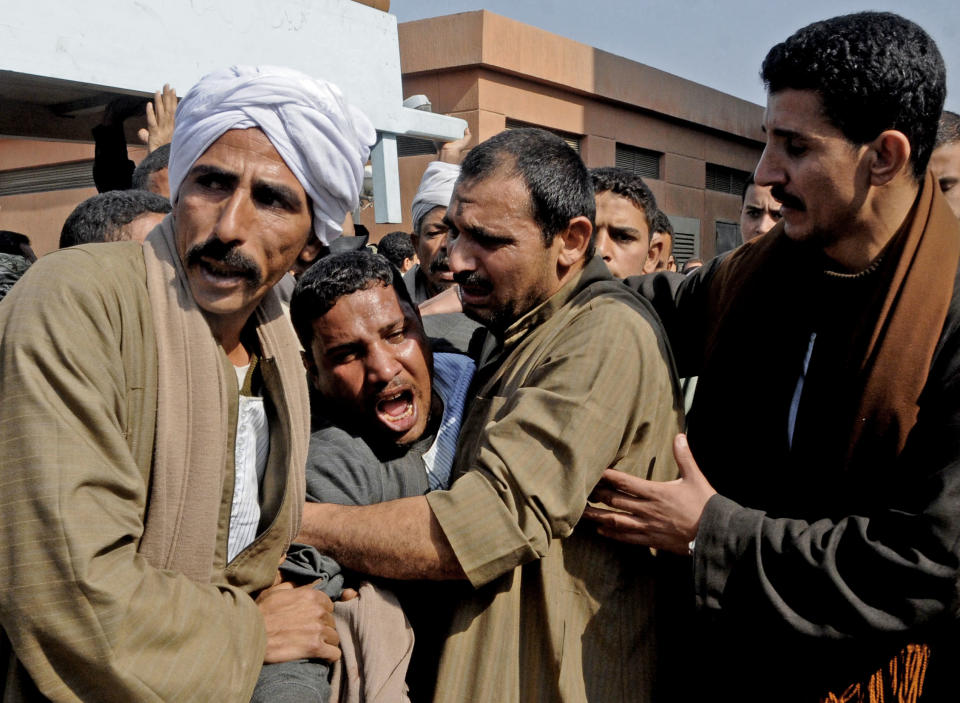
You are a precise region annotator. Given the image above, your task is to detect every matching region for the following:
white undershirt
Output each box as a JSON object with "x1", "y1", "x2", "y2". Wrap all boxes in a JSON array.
[{"x1": 227, "y1": 363, "x2": 270, "y2": 563}]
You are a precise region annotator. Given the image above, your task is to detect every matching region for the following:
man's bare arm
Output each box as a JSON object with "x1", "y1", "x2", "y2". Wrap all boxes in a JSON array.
[{"x1": 298, "y1": 496, "x2": 466, "y2": 580}]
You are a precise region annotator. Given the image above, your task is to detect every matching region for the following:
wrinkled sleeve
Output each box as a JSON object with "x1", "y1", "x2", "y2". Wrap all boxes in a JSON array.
[
  {"x1": 0, "y1": 251, "x2": 266, "y2": 702},
  {"x1": 427, "y1": 297, "x2": 677, "y2": 588},
  {"x1": 693, "y1": 348, "x2": 960, "y2": 639}
]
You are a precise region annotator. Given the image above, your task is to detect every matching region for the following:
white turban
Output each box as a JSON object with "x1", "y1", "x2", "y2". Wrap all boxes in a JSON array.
[
  {"x1": 411, "y1": 161, "x2": 460, "y2": 235},
  {"x1": 168, "y1": 65, "x2": 376, "y2": 245}
]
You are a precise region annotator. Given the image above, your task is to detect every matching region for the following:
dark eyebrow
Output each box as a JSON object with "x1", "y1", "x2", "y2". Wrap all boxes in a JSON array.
[
  {"x1": 252, "y1": 180, "x2": 305, "y2": 211},
  {"x1": 462, "y1": 222, "x2": 512, "y2": 244},
  {"x1": 189, "y1": 163, "x2": 238, "y2": 184},
  {"x1": 768, "y1": 126, "x2": 806, "y2": 140},
  {"x1": 323, "y1": 340, "x2": 362, "y2": 359},
  {"x1": 378, "y1": 315, "x2": 408, "y2": 336}
]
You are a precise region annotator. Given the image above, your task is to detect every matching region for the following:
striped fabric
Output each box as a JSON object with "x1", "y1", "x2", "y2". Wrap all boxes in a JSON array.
[
  {"x1": 228, "y1": 364, "x2": 271, "y2": 562},
  {"x1": 425, "y1": 258, "x2": 684, "y2": 702},
  {"x1": 422, "y1": 352, "x2": 475, "y2": 490}
]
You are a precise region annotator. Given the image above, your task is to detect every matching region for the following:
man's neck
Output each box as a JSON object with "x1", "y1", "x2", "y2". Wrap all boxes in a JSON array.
[
  {"x1": 823, "y1": 177, "x2": 920, "y2": 272},
  {"x1": 205, "y1": 311, "x2": 254, "y2": 367}
]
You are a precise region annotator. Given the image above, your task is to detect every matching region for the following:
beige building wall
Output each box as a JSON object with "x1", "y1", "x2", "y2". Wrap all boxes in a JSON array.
[
  {"x1": 0, "y1": 138, "x2": 146, "y2": 255},
  {"x1": 370, "y1": 10, "x2": 765, "y2": 261}
]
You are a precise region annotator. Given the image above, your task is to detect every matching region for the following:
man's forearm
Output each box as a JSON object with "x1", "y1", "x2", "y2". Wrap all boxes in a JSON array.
[{"x1": 298, "y1": 497, "x2": 466, "y2": 580}]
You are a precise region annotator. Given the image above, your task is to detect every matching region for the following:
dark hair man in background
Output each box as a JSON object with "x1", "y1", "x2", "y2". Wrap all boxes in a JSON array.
[
  {"x1": 0, "y1": 230, "x2": 36, "y2": 262},
  {"x1": 131, "y1": 142, "x2": 172, "y2": 198},
  {"x1": 649, "y1": 209, "x2": 677, "y2": 271},
  {"x1": 739, "y1": 172, "x2": 782, "y2": 242},
  {"x1": 931, "y1": 110, "x2": 960, "y2": 219},
  {"x1": 297, "y1": 128, "x2": 682, "y2": 702},
  {"x1": 59, "y1": 190, "x2": 171, "y2": 247},
  {"x1": 377, "y1": 230, "x2": 418, "y2": 273},
  {"x1": 590, "y1": 166, "x2": 664, "y2": 277},
  {"x1": 588, "y1": 12, "x2": 960, "y2": 701}
]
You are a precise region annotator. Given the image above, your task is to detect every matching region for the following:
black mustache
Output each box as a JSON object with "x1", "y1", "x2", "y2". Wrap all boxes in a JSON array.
[
  {"x1": 453, "y1": 271, "x2": 492, "y2": 290},
  {"x1": 429, "y1": 250, "x2": 450, "y2": 274},
  {"x1": 185, "y1": 239, "x2": 262, "y2": 284},
  {"x1": 770, "y1": 185, "x2": 805, "y2": 212}
]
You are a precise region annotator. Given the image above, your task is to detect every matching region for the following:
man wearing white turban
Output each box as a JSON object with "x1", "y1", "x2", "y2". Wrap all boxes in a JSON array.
[
  {"x1": 0, "y1": 65, "x2": 375, "y2": 702},
  {"x1": 405, "y1": 160, "x2": 460, "y2": 303},
  {"x1": 403, "y1": 128, "x2": 473, "y2": 304}
]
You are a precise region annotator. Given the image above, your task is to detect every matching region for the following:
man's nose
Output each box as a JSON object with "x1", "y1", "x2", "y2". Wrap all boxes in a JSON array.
[
  {"x1": 760, "y1": 212, "x2": 778, "y2": 236},
  {"x1": 447, "y1": 234, "x2": 475, "y2": 274},
  {"x1": 594, "y1": 229, "x2": 612, "y2": 260},
  {"x1": 754, "y1": 146, "x2": 783, "y2": 187},
  {"x1": 213, "y1": 190, "x2": 251, "y2": 244},
  {"x1": 365, "y1": 343, "x2": 402, "y2": 384}
]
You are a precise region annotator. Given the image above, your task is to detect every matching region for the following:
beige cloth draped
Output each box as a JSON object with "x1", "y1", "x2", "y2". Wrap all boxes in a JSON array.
[
  {"x1": 139, "y1": 216, "x2": 308, "y2": 581},
  {"x1": 329, "y1": 582, "x2": 415, "y2": 703}
]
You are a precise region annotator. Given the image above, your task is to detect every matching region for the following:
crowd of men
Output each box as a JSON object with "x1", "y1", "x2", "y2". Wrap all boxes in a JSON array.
[{"x1": 0, "y1": 9, "x2": 960, "y2": 703}]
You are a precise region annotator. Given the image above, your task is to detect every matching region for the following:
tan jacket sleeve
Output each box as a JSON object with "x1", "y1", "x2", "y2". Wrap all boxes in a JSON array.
[{"x1": 0, "y1": 248, "x2": 265, "y2": 702}]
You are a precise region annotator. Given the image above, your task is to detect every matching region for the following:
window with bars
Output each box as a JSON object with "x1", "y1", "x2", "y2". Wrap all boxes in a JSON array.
[
  {"x1": 715, "y1": 220, "x2": 741, "y2": 255},
  {"x1": 396, "y1": 135, "x2": 438, "y2": 158},
  {"x1": 705, "y1": 163, "x2": 750, "y2": 195},
  {"x1": 673, "y1": 231, "x2": 699, "y2": 266},
  {"x1": 504, "y1": 119, "x2": 581, "y2": 154},
  {"x1": 664, "y1": 215, "x2": 700, "y2": 267},
  {"x1": 614, "y1": 143, "x2": 661, "y2": 179},
  {"x1": 0, "y1": 160, "x2": 95, "y2": 196}
]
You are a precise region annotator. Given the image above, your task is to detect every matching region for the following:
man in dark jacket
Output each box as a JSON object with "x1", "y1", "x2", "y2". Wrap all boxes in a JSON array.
[{"x1": 586, "y1": 12, "x2": 960, "y2": 701}]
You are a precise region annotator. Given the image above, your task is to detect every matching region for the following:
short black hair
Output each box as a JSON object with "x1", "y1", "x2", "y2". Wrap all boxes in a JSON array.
[
  {"x1": 650, "y1": 210, "x2": 674, "y2": 237},
  {"x1": 761, "y1": 11, "x2": 946, "y2": 181},
  {"x1": 457, "y1": 128, "x2": 595, "y2": 251},
  {"x1": 0, "y1": 231, "x2": 31, "y2": 257},
  {"x1": 590, "y1": 167, "x2": 658, "y2": 238},
  {"x1": 59, "y1": 190, "x2": 171, "y2": 248},
  {"x1": 132, "y1": 144, "x2": 171, "y2": 192},
  {"x1": 291, "y1": 249, "x2": 415, "y2": 351},
  {"x1": 376, "y1": 231, "x2": 416, "y2": 269},
  {"x1": 936, "y1": 111, "x2": 960, "y2": 149}
]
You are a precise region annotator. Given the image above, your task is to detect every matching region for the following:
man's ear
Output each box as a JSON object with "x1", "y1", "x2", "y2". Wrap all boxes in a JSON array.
[
  {"x1": 557, "y1": 216, "x2": 593, "y2": 268},
  {"x1": 297, "y1": 235, "x2": 324, "y2": 269},
  {"x1": 644, "y1": 233, "x2": 664, "y2": 274},
  {"x1": 868, "y1": 130, "x2": 912, "y2": 186}
]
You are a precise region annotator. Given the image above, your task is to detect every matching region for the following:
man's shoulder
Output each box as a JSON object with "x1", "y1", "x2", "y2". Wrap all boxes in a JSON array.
[
  {"x1": 0, "y1": 242, "x2": 148, "y2": 334},
  {"x1": 562, "y1": 277, "x2": 668, "y2": 342},
  {"x1": 308, "y1": 420, "x2": 375, "y2": 459},
  {"x1": 16, "y1": 242, "x2": 146, "y2": 298}
]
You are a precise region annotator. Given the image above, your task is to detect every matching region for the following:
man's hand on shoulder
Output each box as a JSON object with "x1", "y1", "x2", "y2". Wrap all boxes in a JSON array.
[
  {"x1": 256, "y1": 581, "x2": 341, "y2": 663},
  {"x1": 583, "y1": 434, "x2": 717, "y2": 555}
]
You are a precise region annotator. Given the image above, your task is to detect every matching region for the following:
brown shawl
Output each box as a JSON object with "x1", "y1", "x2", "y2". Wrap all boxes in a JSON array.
[
  {"x1": 705, "y1": 170, "x2": 959, "y2": 473},
  {"x1": 701, "y1": 172, "x2": 959, "y2": 702},
  {"x1": 138, "y1": 216, "x2": 308, "y2": 583}
]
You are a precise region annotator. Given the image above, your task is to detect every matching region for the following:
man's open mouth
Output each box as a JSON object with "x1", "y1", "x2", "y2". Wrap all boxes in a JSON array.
[{"x1": 375, "y1": 388, "x2": 418, "y2": 431}]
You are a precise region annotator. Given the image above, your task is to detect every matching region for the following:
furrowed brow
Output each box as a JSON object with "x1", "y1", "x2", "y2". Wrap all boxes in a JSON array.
[
  {"x1": 189, "y1": 164, "x2": 239, "y2": 185},
  {"x1": 253, "y1": 180, "x2": 305, "y2": 210}
]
